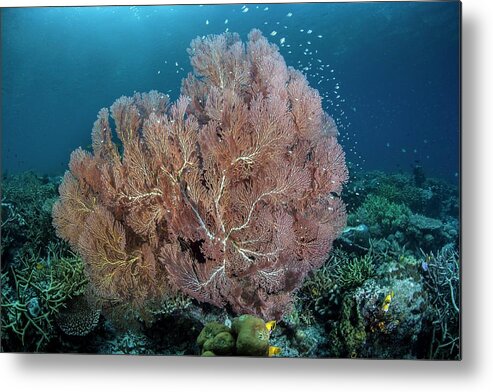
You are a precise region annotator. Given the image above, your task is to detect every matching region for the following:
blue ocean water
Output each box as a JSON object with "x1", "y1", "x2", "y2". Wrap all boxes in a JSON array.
[{"x1": 1, "y1": 2, "x2": 460, "y2": 180}]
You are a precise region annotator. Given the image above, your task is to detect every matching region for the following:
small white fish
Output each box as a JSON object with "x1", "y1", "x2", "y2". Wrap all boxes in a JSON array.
[
  {"x1": 280, "y1": 37, "x2": 285, "y2": 44},
  {"x1": 206, "y1": 20, "x2": 209, "y2": 25},
  {"x1": 287, "y1": 12, "x2": 293, "y2": 17},
  {"x1": 242, "y1": 7, "x2": 249, "y2": 13},
  {"x1": 224, "y1": 19, "x2": 228, "y2": 24},
  {"x1": 307, "y1": 29, "x2": 313, "y2": 34},
  {"x1": 270, "y1": 31, "x2": 277, "y2": 36},
  {"x1": 264, "y1": 7, "x2": 269, "y2": 11}
]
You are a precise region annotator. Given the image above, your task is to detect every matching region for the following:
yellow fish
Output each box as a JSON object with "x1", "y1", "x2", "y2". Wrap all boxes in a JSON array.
[
  {"x1": 382, "y1": 291, "x2": 394, "y2": 313},
  {"x1": 268, "y1": 346, "x2": 281, "y2": 357},
  {"x1": 35, "y1": 263, "x2": 44, "y2": 270},
  {"x1": 265, "y1": 320, "x2": 276, "y2": 333}
]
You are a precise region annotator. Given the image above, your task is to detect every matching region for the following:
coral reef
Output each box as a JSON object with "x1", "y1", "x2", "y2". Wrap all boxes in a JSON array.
[
  {"x1": 0, "y1": 28, "x2": 459, "y2": 358},
  {"x1": 275, "y1": 165, "x2": 460, "y2": 359},
  {"x1": 346, "y1": 169, "x2": 459, "y2": 253},
  {"x1": 0, "y1": 165, "x2": 460, "y2": 357},
  {"x1": 1, "y1": 172, "x2": 59, "y2": 261},
  {"x1": 51, "y1": 29, "x2": 348, "y2": 321}
]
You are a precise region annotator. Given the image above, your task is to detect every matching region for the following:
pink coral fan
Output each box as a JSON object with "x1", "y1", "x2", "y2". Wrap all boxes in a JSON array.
[{"x1": 52, "y1": 29, "x2": 348, "y2": 322}]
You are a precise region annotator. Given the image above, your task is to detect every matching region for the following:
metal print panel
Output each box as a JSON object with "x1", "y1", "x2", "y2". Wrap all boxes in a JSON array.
[{"x1": 0, "y1": 1, "x2": 461, "y2": 359}]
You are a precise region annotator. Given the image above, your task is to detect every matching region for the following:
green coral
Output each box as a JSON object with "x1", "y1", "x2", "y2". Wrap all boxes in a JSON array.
[
  {"x1": 197, "y1": 321, "x2": 233, "y2": 355},
  {"x1": 197, "y1": 315, "x2": 272, "y2": 357},
  {"x1": 299, "y1": 253, "x2": 341, "y2": 315},
  {"x1": 1, "y1": 242, "x2": 88, "y2": 351},
  {"x1": 232, "y1": 314, "x2": 270, "y2": 356},
  {"x1": 328, "y1": 296, "x2": 366, "y2": 358},
  {"x1": 374, "y1": 179, "x2": 428, "y2": 213},
  {"x1": 333, "y1": 251, "x2": 375, "y2": 290},
  {"x1": 350, "y1": 194, "x2": 412, "y2": 237},
  {"x1": 205, "y1": 331, "x2": 235, "y2": 355}
]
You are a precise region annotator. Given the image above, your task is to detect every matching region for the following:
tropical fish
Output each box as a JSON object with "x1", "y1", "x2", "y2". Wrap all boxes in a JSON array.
[
  {"x1": 268, "y1": 346, "x2": 281, "y2": 357},
  {"x1": 382, "y1": 291, "x2": 394, "y2": 313},
  {"x1": 265, "y1": 320, "x2": 276, "y2": 333},
  {"x1": 421, "y1": 255, "x2": 433, "y2": 271},
  {"x1": 342, "y1": 224, "x2": 368, "y2": 234},
  {"x1": 421, "y1": 260, "x2": 429, "y2": 272}
]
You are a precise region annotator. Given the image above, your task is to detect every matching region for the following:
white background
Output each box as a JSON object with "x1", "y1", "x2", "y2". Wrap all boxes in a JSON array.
[{"x1": 1, "y1": 0, "x2": 491, "y2": 391}]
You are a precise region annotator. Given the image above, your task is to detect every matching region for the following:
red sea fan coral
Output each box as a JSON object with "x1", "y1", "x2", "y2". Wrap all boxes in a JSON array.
[{"x1": 52, "y1": 29, "x2": 348, "y2": 321}]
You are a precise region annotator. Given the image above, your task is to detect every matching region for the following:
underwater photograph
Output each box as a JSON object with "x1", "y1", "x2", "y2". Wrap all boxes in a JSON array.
[{"x1": 0, "y1": 1, "x2": 461, "y2": 359}]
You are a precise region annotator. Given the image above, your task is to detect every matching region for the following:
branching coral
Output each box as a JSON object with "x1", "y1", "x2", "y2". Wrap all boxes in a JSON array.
[
  {"x1": 421, "y1": 244, "x2": 460, "y2": 359},
  {"x1": 52, "y1": 30, "x2": 348, "y2": 321},
  {"x1": 1, "y1": 242, "x2": 87, "y2": 351},
  {"x1": 350, "y1": 194, "x2": 411, "y2": 237},
  {"x1": 333, "y1": 250, "x2": 376, "y2": 290}
]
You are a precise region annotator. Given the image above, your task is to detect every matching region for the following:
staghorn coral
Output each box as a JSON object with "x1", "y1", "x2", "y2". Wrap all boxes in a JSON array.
[
  {"x1": 421, "y1": 244, "x2": 460, "y2": 359},
  {"x1": 1, "y1": 242, "x2": 87, "y2": 351},
  {"x1": 52, "y1": 29, "x2": 348, "y2": 321}
]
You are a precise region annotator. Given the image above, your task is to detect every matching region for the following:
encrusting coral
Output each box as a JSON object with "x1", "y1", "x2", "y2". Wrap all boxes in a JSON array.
[{"x1": 52, "y1": 29, "x2": 348, "y2": 322}]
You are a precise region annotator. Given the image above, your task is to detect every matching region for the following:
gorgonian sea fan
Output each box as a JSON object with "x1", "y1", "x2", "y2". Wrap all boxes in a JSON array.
[{"x1": 52, "y1": 29, "x2": 348, "y2": 321}]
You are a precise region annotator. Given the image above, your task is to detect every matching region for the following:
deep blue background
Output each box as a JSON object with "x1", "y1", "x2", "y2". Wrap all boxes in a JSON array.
[{"x1": 1, "y1": 2, "x2": 460, "y2": 181}]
